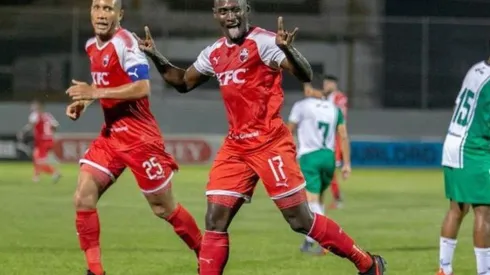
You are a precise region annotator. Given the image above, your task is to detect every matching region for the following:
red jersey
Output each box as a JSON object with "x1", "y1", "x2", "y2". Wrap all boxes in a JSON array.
[
  {"x1": 29, "y1": 111, "x2": 59, "y2": 144},
  {"x1": 193, "y1": 27, "x2": 287, "y2": 151},
  {"x1": 85, "y1": 28, "x2": 160, "y2": 151},
  {"x1": 328, "y1": 90, "x2": 348, "y2": 118}
]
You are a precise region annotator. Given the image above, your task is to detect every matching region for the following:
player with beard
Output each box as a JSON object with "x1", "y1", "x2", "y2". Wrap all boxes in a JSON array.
[
  {"x1": 65, "y1": 1, "x2": 202, "y2": 274},
  {"x1": 134, "y1": 0, "x2": 386, "y2": 274}
]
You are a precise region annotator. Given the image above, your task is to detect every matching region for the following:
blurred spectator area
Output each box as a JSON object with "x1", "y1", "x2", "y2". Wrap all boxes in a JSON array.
[
  {"x1": 4, "y1": 0, "x2": 489, "y2": 110},
  {"x1": 0, "y1": 0, "x2": 381, "y2": 103}
]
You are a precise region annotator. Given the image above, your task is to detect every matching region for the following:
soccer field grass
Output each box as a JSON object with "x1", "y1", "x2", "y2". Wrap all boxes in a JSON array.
[{"x1": 0, "y1": 163, "x2": 475, "y2": 275}]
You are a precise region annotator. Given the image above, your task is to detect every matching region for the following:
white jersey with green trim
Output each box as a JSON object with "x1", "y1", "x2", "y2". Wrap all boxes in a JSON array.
[
  {"x1": 288, "y1": 97, "x2": 344, "y2": 157},
  {"x1": 442, "y1": 61, "x2": 490, "y2": 168}
]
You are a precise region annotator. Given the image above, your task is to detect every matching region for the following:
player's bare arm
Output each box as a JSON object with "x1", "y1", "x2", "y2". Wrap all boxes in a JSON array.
[
  {"x1": 275, "y1": 17, "x2": 313, "y2": 83},
  {"x1": 337, "y1": 123, "x2": 351, "y2": 179},
  {"x1": 17, "y1": 123, "x2": 32, "y2": 140},
  {"x1": 287, "y1": 122, "x2": 297, "y2": 133},
  {"x1": 133, "y1": 26, "x2": 210, "y2": 93},
  {"x1": 66, "y1": 79, "x2": 150, "y2": 101}
]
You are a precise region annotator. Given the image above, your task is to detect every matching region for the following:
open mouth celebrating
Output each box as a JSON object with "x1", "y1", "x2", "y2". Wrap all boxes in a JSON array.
[{"x1": 227, "y1": 23, "x2": 241, "y2": 38}]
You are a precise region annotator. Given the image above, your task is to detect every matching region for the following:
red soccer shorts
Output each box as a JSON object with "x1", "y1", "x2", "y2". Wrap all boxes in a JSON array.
[
  {"x1": 33, "y1": 140, "x2": 54, "y2": 161},
  {"x1": 80, "y1": 137, "x2": 178, "y2": 193},
  {"x1": 207, "y1": 129, "x2": 306, "y2": 201},
  {"x1": 334, "y1": 135, "x2": 343, "y2": 167}
]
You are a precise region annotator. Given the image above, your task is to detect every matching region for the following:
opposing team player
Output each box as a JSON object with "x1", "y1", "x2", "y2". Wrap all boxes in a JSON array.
[
  {"x1": 134, "y1": 0, "x2": 385, "y2": 274},
  {"x1": 17, "y1": 100, "x2": 61, "y2": 183},
  {"x1": 437, "y1": 61, "x2": 490, "y2": 275},
  {"x1": 324, "y1": 74, "x2": 348, "y2": 209},
  {"x1": 65, "y1": 1, "x2": 202, "y2": 274},
  {"x1": 288, "y1": 81, "x2": 351, "y2": 255}
]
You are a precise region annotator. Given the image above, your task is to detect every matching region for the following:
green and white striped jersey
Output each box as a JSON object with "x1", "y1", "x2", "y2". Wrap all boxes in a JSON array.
[{"x1": 442, "y1": 61, "x2": 490, "y2": 168}]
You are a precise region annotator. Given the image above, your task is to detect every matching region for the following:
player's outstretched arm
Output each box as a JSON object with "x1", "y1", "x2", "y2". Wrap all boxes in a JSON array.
[
  {"x1": 275, "y1": 17, "x2": 313, "y2": 83},
  {"x1": 337, "y1": 123, "x2": 352, "y2": 179},
  {"x1": 96, "y1": 80, "x2": 150, "y2": 100},
  {"x1": 133, "y1": 27, "x2": 210, "y2": 93},
  {"x1": 66, "y1": 79, "x2": 150, "y2": 101},
  {"x1": 287, "y1": 101, "x2": 302, "y2": 133}
]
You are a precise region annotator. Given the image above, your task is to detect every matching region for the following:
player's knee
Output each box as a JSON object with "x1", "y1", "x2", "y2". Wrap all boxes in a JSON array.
[
  {"x1": 285, "y1": 214, "x2": 312, "y2": 234},
  {"x1": 151, "y1": 205, "x2": 173, "y2": 219},
  {"x1": 204, "y1": 199, "x2": 239, "y2": 232},
  {"x1": 205, "y1": 210, "x2": 230, "y2": 232},
  {"x1": 281, "y1": 203, "x2": 314, "y2": 235},
  {"x1": 473, "y1": 205, "x2": 490, "y2": 220},
  {"x1": 449, "y1": 201, "x2": 470, "y2": 219},
  {"x1": 287, "y1": 217, "x2": 309, "y2": 234},
  {"x1": 73, "y1": 189, "x2": 98, "y2": 210},
  {"x1": 145, "y1": 188, "x2": 177, "y2": 219},
  {"x1": 73, "y1": 171, "x2": 100, "y2": 210}
]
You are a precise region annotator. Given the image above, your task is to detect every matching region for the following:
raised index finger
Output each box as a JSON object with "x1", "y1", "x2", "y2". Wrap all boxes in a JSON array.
[
  {"x1": 144, "y1": 26, "x2": 153, "y2": 41},
  {"x1": 277, "y1": 16, "x2": 284, "y2": 32}
]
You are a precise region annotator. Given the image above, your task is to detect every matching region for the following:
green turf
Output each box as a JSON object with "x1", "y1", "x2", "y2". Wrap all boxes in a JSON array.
[{"x1": 0, "y1": 163, "x2": 475, "y2": 274}]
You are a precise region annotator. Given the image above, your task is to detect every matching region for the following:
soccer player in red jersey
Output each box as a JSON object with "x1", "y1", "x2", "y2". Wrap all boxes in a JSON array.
[
  {"x1": 324, "y1": 75, "x2": 348, "y2": 209},
  {"x1": 64, "y1": 1, "x2": 202, "y2": 274},
  {"x1": 18, "y1": 100, "x2": 61, "y2": 183},
  {"x1": 135, "y1": 0, "x2": 386, "y2": 274}
]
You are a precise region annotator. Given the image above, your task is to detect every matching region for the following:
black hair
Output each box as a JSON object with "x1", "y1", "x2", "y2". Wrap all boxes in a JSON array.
[
  {"x1": 323, "y1": 74, "x2": 338, "y2": 82},
  {"x1": 308, "y1": 73, "x2": 324, "y2": 90}
]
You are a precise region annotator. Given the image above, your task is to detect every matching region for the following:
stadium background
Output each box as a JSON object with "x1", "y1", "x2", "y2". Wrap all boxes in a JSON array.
[{"x1": 0, "y1": 0, "x2": 488, "y2": 274}]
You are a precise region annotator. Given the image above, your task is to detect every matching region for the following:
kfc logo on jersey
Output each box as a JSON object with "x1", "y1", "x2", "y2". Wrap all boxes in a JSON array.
[
  {"x1": 91, "y1": 72, "x2": 110, "y2": 86},
  {"x1": 216, "y1": 69, "x2": 247, "y2": 86},
  {"x1": 103, "y1": 55, "x2": 110, "y2": 67},
  {"x1": 239, "y1": 48, "x2": 249, "y2": 63}
]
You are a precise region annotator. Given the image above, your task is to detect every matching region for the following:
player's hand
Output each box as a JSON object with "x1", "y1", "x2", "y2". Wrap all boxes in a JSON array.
[
  {"x1": 66, "y1": 80, "x2": 98, "y2": 101},
  {"x1": 66, "y1": 101, "x2": 86, "y2": 121},
  {"x1": 341, "y1": 164, "x2": 351, "y2": 180},
  {"x1": 276, "y1": 16, "x2": 299, "y2": 49},
  {"x1": 133, "y1": 26, "x2": 157, "y2": 57}
]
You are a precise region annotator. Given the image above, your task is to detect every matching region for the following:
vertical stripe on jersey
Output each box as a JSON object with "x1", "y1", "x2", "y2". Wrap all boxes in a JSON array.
[{"x1": 459, "y1": 74, "x2": 490, "y2": 167}]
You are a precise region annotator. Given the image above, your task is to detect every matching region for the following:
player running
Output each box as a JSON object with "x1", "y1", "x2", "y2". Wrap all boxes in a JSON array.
[
  {"x1": 324, "y1": 74, "x2": 348, "y2": 209},
  {"x1": 17, "y1": 100, "x2": 61, "y2": 183},
  {"x1": 134, "y1": 0, "x2": 386, "y2": 274},
  {"x1": 65, "y1": 1, "x2": 202, "y2": 274},
  {"x1": 288, "y1": 82, "x2": 351, "y2": 255},
  {"x1": 436, "y1": 61, "x2": 490, "y2": 275}
]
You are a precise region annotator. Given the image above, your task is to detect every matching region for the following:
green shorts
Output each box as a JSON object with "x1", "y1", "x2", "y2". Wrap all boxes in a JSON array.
[
  {"x1": 444, "y1": 158, "x2": 490, "y2": 204},
  {"x1": 299, "y1": 149, "x2": 336, "y2": 194}
]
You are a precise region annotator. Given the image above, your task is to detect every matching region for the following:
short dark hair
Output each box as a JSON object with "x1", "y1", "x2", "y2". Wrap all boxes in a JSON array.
[
  {"x1": 308, "y1": 73, "x2": 324, "y2": 90},
  {"x1": 323, "y1": 74, "x2": 338, "y2": 82}
]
